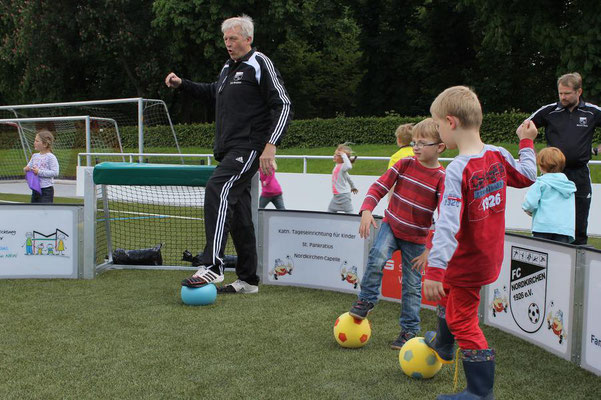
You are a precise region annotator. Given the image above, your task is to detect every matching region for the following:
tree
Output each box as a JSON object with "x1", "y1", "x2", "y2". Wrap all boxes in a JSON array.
[
  {"x1": 152, "y1": 0, "x2": 363, "y2": 121},
  {"x1": 460, "y1": 0, "x2": 601, "y2": 111},
  {"x1": 0, "y1": 1, "x2": 171, "y2": 105}
]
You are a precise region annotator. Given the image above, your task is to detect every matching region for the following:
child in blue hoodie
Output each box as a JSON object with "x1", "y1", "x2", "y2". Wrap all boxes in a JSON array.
[{"x1": 522, "y1": 147, "x2": 576, "y2": 243}]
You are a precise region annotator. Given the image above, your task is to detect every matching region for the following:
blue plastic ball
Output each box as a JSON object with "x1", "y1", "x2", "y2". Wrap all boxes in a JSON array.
[{"x1": 181, "y1": 284, "x2": 217, "y2": 306}]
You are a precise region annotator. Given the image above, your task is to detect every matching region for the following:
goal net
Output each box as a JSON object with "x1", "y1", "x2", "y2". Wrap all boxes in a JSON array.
[
  {"x1": 92, "y1": 162, "x2": 250, "y2": 269},
  {"x1": 0, "y1": 116, "x2": 124, "y2": 181},
  {"x1": 0, "y1": 98, "x2": 182, "y2": 172}
]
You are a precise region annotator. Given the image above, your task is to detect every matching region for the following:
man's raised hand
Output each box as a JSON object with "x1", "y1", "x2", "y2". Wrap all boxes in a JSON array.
[{"x1": 165, "y1": 72, "x2": 182, "y2": 88}]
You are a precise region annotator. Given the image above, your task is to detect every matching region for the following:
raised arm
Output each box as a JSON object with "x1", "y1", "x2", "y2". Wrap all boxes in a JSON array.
[
  {"x1": 165, "y1": 71, "x2": 218, "y2": 102},
  {"x1": 506, "y1": 120, "x2": 538, "y2": 187}
]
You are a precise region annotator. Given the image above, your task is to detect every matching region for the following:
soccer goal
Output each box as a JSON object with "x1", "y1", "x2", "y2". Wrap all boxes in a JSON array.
[
  {"x1": 0, "y1": 97, "x2": 182, "y2": 168},
  {"x1": 84, "y1": 162, "x2": 259, "y2": 275},
  {"x1": 0, "y1": 116, "x2": 124, "y2": 181}
]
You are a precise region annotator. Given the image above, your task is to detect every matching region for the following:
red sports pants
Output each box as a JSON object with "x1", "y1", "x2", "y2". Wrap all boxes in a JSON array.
[{"x1": 438, "y1": 284, "x2": 488, "y2": 350}]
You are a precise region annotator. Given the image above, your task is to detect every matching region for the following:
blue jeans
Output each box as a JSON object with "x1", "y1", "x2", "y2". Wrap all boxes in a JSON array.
[{"x1": 358, "y1": 221, "x2": 424, "y2": 333}]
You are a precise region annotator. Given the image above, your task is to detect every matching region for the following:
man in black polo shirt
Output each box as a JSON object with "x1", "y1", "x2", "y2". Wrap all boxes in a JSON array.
[{"x1": 529, "y1": 72, "x2": 601, "y2": 245}]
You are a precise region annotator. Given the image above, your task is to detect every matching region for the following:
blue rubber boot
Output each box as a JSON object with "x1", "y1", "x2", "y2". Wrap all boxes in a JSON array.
[
  {"x1": 425, "y1": 313, "x2": 456, "y2": 364},
  {"x1": 437, "y1": 349, "x2": 495, "y2": 400}
]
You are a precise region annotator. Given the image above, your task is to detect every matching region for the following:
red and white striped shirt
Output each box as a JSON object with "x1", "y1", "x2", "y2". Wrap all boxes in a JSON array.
[{"x1": 360, "y1": 157, "x2": 445, "y2": 244}]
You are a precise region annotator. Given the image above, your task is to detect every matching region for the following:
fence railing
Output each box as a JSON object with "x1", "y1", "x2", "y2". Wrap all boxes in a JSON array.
[
  {"x1": 78, "y1": 152, "x2": 601, "y2": 174},
  {"x1": 77, "y1": 152, "x2": 458, "y2": 173}
]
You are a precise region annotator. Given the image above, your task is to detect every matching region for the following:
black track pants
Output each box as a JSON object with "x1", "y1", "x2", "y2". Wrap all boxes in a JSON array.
[
  {"x1": 564, "y1": 166, "x2": 592, "y2": 245},
  {"x1": 201, "y1": 149, "x2": 260, "y2": 285}
]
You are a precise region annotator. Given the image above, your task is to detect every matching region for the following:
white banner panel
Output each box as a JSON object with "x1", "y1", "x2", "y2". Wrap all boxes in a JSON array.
[
  {"x1": 260, "y1": 211, "x2": 369, "y2": 293},
  {"x1": 0, "y1": 205, "x2": 81, "y2": 278},
  {"x1": 275, "y1": 173, "x2": 601, "y2": 235},
  {"x1": 483, "y1": 234, "x2": 576, "y2": 360},
  {"x1": 581, "y1": 250, "x2": 601, "y2": 376}
]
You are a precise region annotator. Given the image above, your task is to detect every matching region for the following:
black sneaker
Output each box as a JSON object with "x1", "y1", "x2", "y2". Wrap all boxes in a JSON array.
[
  {"x1": 390, "y1": 331, "x2": 416, "y2": 350},
  {"x1": 349, "y1": 300, "x2": 375, "y2": 319}
]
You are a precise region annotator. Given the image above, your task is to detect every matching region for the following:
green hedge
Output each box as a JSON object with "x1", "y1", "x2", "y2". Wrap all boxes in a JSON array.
[
  {"x1": 3, "y1": 112, "x2": 600, "y2": 150},
  {"x1": 163, "y1": 112, "x2": 601, "y2": 149}
]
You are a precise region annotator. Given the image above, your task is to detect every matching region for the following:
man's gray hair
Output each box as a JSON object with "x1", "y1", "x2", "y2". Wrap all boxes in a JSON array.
[{"x1": 222, "y1": 15, "x2": 254, "y2": 42}]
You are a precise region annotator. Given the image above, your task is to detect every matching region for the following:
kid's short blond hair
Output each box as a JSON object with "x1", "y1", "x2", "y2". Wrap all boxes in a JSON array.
[
  {"x1": 412, "y1": 118, "x2": 441, "y2": 143},
  {"x1": 537, "y1": 147, "x2": 566, "y2": 173},
  {"x1": 430, "y1": 85, "x2": 483, "y2": 129},
  {"x1": 395, "y1": 123, "x2": 414, "y2": 146}
]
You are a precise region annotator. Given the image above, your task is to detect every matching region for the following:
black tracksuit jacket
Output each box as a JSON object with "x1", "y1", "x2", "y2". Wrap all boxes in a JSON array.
[{"x1": 180, "y1": 48, "x2": 292, "y2": 161}]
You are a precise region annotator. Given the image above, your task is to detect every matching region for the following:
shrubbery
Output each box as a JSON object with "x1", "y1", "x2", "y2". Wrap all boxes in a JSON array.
[
  {"x1": 158, "y1": 112, "x2": 599, "y2": 149},
  {"x1": 4, "y1": 112, "x2": 601, "y2": 150}
]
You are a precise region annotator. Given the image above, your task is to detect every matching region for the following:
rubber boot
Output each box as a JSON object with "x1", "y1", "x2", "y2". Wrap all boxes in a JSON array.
[
  {"x1": 437, "y1": 349, "x2": 495, "y2": 400},
  {"x1": 425, "y1": 314, "x2": 456, "y2": 363}
]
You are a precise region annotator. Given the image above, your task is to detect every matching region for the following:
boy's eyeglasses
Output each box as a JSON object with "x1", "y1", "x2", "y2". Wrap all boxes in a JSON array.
[{"x1": 410, "y1": 141, "x2": 441, "y2": 149}]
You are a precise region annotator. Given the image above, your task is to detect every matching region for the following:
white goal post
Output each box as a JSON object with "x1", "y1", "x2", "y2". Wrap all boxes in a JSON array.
[
  {"x1": 0, "y1": 97, "x2": 182, "y2": 162},
  {"x1": 0, "y1": 116, "x2": 125, "y2": 181}
]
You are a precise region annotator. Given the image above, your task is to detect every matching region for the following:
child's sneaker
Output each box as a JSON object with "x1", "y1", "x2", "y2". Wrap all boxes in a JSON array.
[
  {"x1": 349, "y1": 300, "x2": 375, "y2": 319},
  {"x1": 390, "y1": 331, "x2": 416, "y2": 350}
]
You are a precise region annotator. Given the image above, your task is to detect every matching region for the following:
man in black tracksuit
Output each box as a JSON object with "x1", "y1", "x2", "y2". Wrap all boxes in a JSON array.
[
  {"x1": 165, "y1": 15, "x2": 292, "y2": 293},
  {"x1": 529, "y1": 72, "x2": 601, "y2": 245}
]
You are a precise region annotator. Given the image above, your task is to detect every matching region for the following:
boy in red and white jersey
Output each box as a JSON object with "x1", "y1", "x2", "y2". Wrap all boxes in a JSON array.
[{"x1": 424, "y1": 86, "x2": 538, "y2": 399}]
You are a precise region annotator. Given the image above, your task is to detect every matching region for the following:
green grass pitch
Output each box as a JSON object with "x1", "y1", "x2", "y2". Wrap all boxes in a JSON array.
[{"x1": 0, "y1": 270, "x2": 599, "y2": 399}]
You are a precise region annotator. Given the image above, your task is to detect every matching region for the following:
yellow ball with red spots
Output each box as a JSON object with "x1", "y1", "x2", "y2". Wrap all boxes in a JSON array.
[{"x1": 333, "y1": 312, "x2": 372, "y2": 348}]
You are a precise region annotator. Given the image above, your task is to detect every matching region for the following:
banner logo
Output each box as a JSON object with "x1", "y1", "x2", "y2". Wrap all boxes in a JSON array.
[{"x1": 509, "y1": 246, "x2": 548, "y2": 333}]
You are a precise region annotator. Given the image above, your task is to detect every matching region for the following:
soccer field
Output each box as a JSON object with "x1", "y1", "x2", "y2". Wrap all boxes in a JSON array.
[{"x1": 1, "y1": 270, "x2": 600, "y2": 399}]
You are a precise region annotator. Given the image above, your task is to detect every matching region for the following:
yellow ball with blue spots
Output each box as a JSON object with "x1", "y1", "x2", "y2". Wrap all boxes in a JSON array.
[{"x1": 399, "y1": 337, "x2": 442, "y2": 379}]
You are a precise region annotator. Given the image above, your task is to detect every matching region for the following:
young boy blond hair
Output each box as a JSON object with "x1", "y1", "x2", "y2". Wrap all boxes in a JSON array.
[
  {"x1": 349, "y1": 118, "x2": 446, "y2": 349},
  {"x1": 424, "y1": 86, "x2": 538, "y2": 399},
  {"x1": 388, "y1": 123, "x2": 415, "y2": 168}
]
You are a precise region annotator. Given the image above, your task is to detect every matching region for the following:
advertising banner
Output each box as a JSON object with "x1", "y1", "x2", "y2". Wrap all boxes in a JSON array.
[
  {"x1": 0, "y1": 205, "x2": 81, "y2": 278},
  {"x1": 381, "y1": 250, "x2": 437, "y2": 308},
  {"x1": 261, "y1": 211, "x2": 435, "y2": 309},
  {"x1": 483, "y1": 235, "x2": 576, "y2": 360},
  {"x1": 261, "y1": 211, "x2": 369, "y2": 293},
  {"x1": 581, "y1": 250, "x2": 601, "y2": 376}
]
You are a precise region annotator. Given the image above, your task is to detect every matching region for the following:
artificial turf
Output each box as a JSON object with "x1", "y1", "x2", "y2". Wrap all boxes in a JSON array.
[{"x1": 1, "y1": 270, "x2": 599, "y2": 399}]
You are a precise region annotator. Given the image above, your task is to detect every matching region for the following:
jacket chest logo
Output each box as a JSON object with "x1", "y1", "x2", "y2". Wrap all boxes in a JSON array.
[
  {"x1": 231, "y1": 71, "x2": 244, "y2": 84},
  {"x1": 577, "y1": 116, "x2": 588, "y2": 127}
]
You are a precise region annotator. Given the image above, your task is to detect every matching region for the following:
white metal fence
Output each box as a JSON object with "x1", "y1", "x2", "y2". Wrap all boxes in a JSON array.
[{"x1": 77, "y1": 152, "x2": 601, "y2": 173}]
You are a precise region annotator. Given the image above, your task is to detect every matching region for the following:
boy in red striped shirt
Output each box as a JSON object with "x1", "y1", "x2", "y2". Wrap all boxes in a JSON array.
[
  {"x1": 424, "y1": 86, "x2": 537, "y2": 399},
  {"x1": 349, "y1": 118, "x2": 446, "y2": 349}
]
